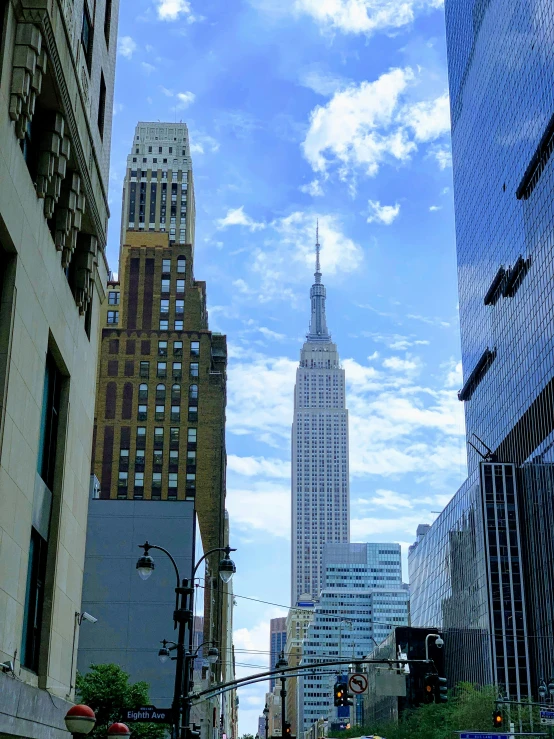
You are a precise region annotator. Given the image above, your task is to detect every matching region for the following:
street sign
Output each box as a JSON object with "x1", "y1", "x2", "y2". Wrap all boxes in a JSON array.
[
  {"x1": 460, "y1": 734, "x2": 510, "y2": 739},
  {"x1": 349, "y1": 673, "x2": 368, "y2": 694},
  {"x1": 124, "y1": 706, "x2": 173, "y2": 723},
  {"x1": 540, "y1": 711, "x2": 554, "y2": 726}
]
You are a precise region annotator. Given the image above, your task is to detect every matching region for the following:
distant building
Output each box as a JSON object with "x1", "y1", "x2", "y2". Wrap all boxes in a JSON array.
[
  {"x1": 291, "y1": 228, "x2": 350, "y2": 605},
  {"x1": 286, "y1": 598, "x2": 315, "y2": 736},
  {"x1": 0, "y1": 0, "x2": 118, "y2": 735},
  {"x1": 258, "y1": 716, "x2": 266, "y2": 738},
  {"x1": 270, "y1": 617, "x2": 287, "y2": 690},
  {"x1": 299, "y1": 543, "x2": 409, "y2": 733}
]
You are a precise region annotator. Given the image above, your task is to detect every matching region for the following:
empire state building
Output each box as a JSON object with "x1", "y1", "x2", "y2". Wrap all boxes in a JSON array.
[{"x1": 291, "y1": 228, "x2": 350, "y2": 605}]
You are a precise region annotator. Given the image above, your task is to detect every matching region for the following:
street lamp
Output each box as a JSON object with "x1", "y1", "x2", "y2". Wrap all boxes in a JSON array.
[
  {"x1": 263, "y1": 704, "x2": 269, "y2": 739},
  {"x1": 136, "y1": 541, "x2": 236, "y2": 739},
  {"x1": 158, "y1": 639, "x2": 219, "y2": 665},
  {"x1": 425, "y1": 632, "x2": 444, "y2": 661},
  {"x1": 275, "y1": 651, "x2": 288, "y2": 739}
]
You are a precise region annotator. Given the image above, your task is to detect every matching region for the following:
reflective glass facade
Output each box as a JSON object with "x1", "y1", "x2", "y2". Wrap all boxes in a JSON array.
[
  {"x1": 409, "y1": 464, "x2": 531, "y2": 699},
  {"x1": 447, "y1": 0, "x2": 554, "y2": 472}
]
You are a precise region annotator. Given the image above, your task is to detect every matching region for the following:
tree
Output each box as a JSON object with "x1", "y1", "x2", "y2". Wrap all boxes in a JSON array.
[{"x1": 76, "y1": 663, "x2": 168, "y2": 739}]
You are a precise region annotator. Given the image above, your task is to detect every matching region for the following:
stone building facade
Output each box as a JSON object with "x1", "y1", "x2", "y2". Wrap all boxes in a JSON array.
[{"x1": 0, "y1": 0, "x2": 118, "y2": 732}]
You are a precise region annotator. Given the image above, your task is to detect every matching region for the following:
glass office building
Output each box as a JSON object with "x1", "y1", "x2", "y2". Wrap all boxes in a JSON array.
[{"x1": 409, "y1": 1, "x2": 554, "y2": 696}]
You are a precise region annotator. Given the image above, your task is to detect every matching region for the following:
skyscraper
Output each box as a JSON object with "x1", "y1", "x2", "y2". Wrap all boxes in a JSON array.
[
  {"x1": 291, "y1": 228, "x2": 350, "y2": 605},
  {"x1": 269, "y1": 617, "x2": 287, "y2": 690},
  {"x1": 410, "y1": 1, "x2": 554, "y2": 700},
  {"x1": 300, "y1": 543, "x2": 409, "y2": 733}
]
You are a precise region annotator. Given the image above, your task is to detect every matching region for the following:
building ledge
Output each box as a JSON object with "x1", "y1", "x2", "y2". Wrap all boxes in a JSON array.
[{"x1": 0, "y1": 671, "x2": 72, "y2": 739}]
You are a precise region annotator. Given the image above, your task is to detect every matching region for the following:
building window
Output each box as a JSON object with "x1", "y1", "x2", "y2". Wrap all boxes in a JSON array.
[
  {"x1": 137, "y1": 404, "x2": 147, "y2": 421},
  {"x1": 190, "y1": 362, "x2": 198, "y2": 377},
  {"x1": 172, "y1": 362, "x2": 182, "y2": 380},
  {"x1": 171, "y1": 384, "x2": 181, "y2": 402},
  {"x1": 81, "y1": 4, "x2": 93, "y2": 72},
  {"x1": 158, "y1": 341, "x2": 168, "y2": 356},
  {"x1": 188, "y1": 406, "x2": 197, "y2": 422},
  {"x1": 119, "y1": 449, "x2": 129, "y2": 469},
  {"x1": 189, "y1": 384, "x2": 198, "y2": 400},
  {"x1": 98, "y1": 72, "x2": 107, "y2": 138},
  {"x1": 157, "y1": 362, "x2": 167, "y2": 378},
  {"x1": 139, "y1": 361, "x2": 149, "y2": 378},
  {"x1": 177, "y1": 256, "x2": 186, "y2": 274},
  {"x1": 170, "y1": 427, "x2": 179, "y2": 448},
  {"x1": 160, "y1": 299, "x2": 169, "y2": 317},
  {"x1": 162, "y1": 258, "x2": 171, "y2": 273},
  {"x1": 136, "y1": 426, "x2": 146, "y2": 449},
  {"x1": 104, "y1": 0, "x2": 112, "y2": 44},
  {"x1": 153, "y1": 450, "x2": 163, "y2": 467},
  {"x1": 186, "y1": 473, "x2": 196, "y2": 494},
  {"x1": 107, "y1": 310, "x2": 119, "y2": 324},
  {"x1": 169, "y1": 450, "x2": 179, "y2": 470},
  {"x1": 159, "y1": 320, "x2": 169, "y2": 331},
  {"x1": 168, "y1": 472, "x2": 178, "y2": 498},
  {"x1": 155, "y1": 404, "x2": 165, "y2": 420},
  {"x1": 134, "y1": 472, "x2": 144, "y2": 497},
  {"x1": 171, "y1": 405, "x2": 180, "y2": 422},
  {"x1": 154, "y1": 427, "x2": 164, "y2": 448},
  {"x1": 175, "y1": 300, "x2": 184, "y2": 316},
  {"x1": 161, "y1": 278, "x2": 170, "y2": 293},
  {"x1": 37, "y1": 353, "x2": 63, "y2": 491},
  {"x1": 135, "y1": 449, "x2": 145, "y2": 468},
  {"x1": 187, "y1": 450, "x2": 196, "y2": 467},
  {"x1": 174, "y1": 320, "x2": 183, "y2": 331},
  {"x1": 156, "y1": 383, "x2": 166, "y2": 401},
  {"x1": 152, "y1": 472, "x2": 162, "y2": 495},
  {"x1": 188, "y1": 428, "x2": 197, "y2": 445},
  {"x1": 117, "y1": 471, "x2": 128, "y2": 498},
  {"x1": 190, "y1": 341, "x2": 199, "y2": 357},
  {"x1": 173, "y1": 341, "x2": 183, "y2": 357},
  {"x1": 108, "y1": 291, "x2": 120, "y2": 305},
  {"x1": 21, "y1": 528, "x2": 48, "y2": 672},
  {"x1": 176, "y1": 279, "x2": 185, "y2": 294}
]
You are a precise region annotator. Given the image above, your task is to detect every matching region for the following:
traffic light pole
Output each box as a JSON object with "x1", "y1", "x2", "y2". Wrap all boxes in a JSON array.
[{"x1": 281, "y1": 674, "x2": 287, "y2": 739}]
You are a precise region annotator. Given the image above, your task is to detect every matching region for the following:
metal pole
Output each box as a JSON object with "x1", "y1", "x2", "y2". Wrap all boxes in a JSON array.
[
  {"x1": 173, "y1": 579, "x2": 192, "y2": 739},
  {"x1": 265, "y1": 709, "x2": 269, "y2": 739},
  {"x1": 281, "y1": 674, "x2": 286, "y2": 739}
]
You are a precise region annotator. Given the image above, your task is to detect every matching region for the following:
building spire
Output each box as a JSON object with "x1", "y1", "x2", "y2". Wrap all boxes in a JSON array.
[{"x1": 307, "y1": 221, "x2": 330, "y2": 342}]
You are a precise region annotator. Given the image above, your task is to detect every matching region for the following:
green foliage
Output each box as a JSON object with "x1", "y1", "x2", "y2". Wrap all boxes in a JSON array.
[
  {"x1": 336, "y1": 682, "x2": 534, "y2": 739},
  {"x1": 239, "y1": 734, "x2": 255, "y2": 739},
  {"x1": 76, "y1": 663, "x2": 169, "y2": 739}
]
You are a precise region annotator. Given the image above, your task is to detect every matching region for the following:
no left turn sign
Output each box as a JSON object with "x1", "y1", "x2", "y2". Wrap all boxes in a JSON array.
[{"x1": 348, "y1": 673, "x2": 368, "y2": 694}]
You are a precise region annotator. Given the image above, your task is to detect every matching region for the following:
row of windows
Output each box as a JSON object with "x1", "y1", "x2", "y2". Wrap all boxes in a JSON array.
[
  {"x1": 134, "y1": 426, "x2": 196, "y2": 446},
  {"x1": 120, "y1": 448, "x2": 195, "y2": 466},
  {"x1": 138, "y1": 383, "x2": 197, "y2": 399},
  {"x1": 161, "y1": 279, "x2": 185, "y2": 294},
  {"x1": 139, "y1": 361, "x2": 198, "y2": 378}
]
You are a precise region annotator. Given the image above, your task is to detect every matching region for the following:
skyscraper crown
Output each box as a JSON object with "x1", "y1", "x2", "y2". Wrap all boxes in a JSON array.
[{"x1": 307, "y1": 222, "x2": 331, "y2": 343}]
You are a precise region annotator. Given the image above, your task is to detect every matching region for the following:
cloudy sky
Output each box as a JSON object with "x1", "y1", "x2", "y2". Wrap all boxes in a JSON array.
[{"x1": 108, "y1": 0, "x2": 467, "y2": 732}]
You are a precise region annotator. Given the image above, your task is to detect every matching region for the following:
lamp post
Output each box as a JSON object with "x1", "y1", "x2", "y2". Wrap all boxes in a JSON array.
[
  {"x1": 275, "y1": 651, "x2": 288, "y2": 739},
  {"x1": 136, "y1": 541, "x2": 236, "y2": 739},
  {"x1": 424, "y1": 632, "x2": 444, "y2": 661},
  {"x1": 263, "y1": 704, "x2": 269, "y2": 739}
]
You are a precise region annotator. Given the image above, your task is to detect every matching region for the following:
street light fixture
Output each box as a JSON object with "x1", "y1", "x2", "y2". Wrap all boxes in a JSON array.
[
  {"x1": 136, "y1": 540, "x2": 236, "y2": 739},
  {"x1": 276, "y1": 651, "x2": 288, "y2": 739},
  {"x1": 425, "y1": 632, "x2": 443, "y2": 661}
]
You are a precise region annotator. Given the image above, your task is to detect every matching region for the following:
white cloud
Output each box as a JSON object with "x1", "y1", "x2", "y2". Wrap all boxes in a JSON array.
[
  {"x1": 300, "y1": 179, "x2": 325, "y2": 197},
  {"x1": 299, "y1": 68, "x2": 347, "y2": 96},
  {"x1": 429, "y1": 205, "x2": 442, "y2": 211},
  {"x1": 216, "y1": 206, "x2": 266, "y2": 232},
  {"x1": 431, "y1": 145, "x2": 453, "y2": 169},
  {"x1": 117, "y1": 36, "x2": 137, "y2": 58},
  {"x1": 226, "y1": 483, "x2": 290, "y2": 536},
  {"x1": 228, "y1": 454, "x2": 289, "y2": 479},
  {"x1": 113, "y1": 102, "x2": 124, "y2": 116},
  {"x1": 176, "y1": 91, "x2": 196, "y2": 109},
  {"x1": 302, "y1": 66, "x2": 450, "y2": 181},
  {"x1": 258, "y1": 326, "x2": 287, "y2": 341},
  {"x1": 156, "y1": 0, "x2": 193, "y2": 20},
  {"x1": 367, "y1": 199, "x2": 400, "y2": 225},
  {"x1": 141, "y1": 62, "x2": 156, "y2": 75},
  {"x1": 190, "y1": 132, "x2": 220, "y2": 154},
  {"x1": 283, "y1": 0, "x2": 444, "y2": 36},
  {"x1": 382, "y1": 355, "x2": 420, "y2": 372},
  {"x1": 160, "y1": 86, "x2": 174, "y2": 97}
]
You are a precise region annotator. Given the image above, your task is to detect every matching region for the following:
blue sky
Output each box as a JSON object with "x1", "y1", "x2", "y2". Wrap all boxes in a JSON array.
[{"x1": 108, "y1": 0, "x2": 466, "y2": 732}]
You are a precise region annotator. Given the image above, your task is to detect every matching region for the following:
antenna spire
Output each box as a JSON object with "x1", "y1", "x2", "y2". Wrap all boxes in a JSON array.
[{"x1": 315, "y1": 220, "x2": 321, "y2": 284}]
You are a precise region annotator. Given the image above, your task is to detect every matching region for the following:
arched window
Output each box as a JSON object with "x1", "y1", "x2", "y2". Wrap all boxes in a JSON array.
[
  {"x1": 156, "y1": 383, "x2": 166, "y2": 401},
  {"x1": 172, "y1": 384, "x2": 181, "y2": 402},
  {"x1": 189, "y1": 384, "x2": 198, "y2": 400},
  {"x1": 177, "y1": 256, "x2": 186, "y2": 274},
  {"x1": 138, "y1": 383, "x2": 148, "y2": 401},
  {"x1": 122, "y1": 383, "x2": 133, "y2": 420}
]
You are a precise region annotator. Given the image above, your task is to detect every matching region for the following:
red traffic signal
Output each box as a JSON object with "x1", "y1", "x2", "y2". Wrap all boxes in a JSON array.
[{"x1": 493, "y1": 711, "x2": 503, "y2": 728}]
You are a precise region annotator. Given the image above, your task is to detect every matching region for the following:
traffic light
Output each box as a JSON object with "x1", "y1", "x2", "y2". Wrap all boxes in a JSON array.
[
  {"x1": 185, "y1": 725, "x2": 201, "y2": 739},
  {"x1": 437, "y1": 677, "x2": 448, "y2": 704},
  {"x1": 345, "y1": 691, "x2": 354, "y2": 707},
  {"x1": 284, "y1": 722, "x2": 292, "y2": 738},
  {"x1": 334, "y1": 682, "x2": 347, "y2": 707},
  {"x1": 493, "y1": 710, "x2": 503, "y2": 729},
  {"x1": 423, "y1": 674, "x2": 437, "y2": 704}
]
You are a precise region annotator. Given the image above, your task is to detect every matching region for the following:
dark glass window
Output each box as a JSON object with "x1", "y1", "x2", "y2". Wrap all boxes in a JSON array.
[
  {"x1": 97, "y1": 72, "x2": 106, "y2": 138},
  {"x1": 37, "y1": 353, "x2": 62, "y2": 490},
  {"x1": 107, "y1": 310, "x2": 119, "y2": 324},
  {"x1": 173, "y1": 341, "x2": 183, "y2": 357},
  {"x1": 21, "y1": 528, "x2": 48, "y2": 672},
  {"x1": 139, "y1": 361, "x2": 149, "y2": 378},
  {"x1": 108, "y1": 291, "x2": 120, "y2": 305},
  {"x1": 190, "y1": 341, "x2": 199, "y2": 356},
  {"x1": 158, "y1": 341, "x2": 168, "y2": 356},
  {"x1": 104, "y1": 0, "x2": 112, "y2": 44},
  {"x1": 81, "y1": 5, "x2": 93, "y2": 72}
]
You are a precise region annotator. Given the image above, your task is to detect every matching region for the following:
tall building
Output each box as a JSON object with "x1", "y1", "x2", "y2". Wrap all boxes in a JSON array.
[
  {"x1": 269, "y1": 617, "x2": 287, "y2": 690},
  {"x1": 285, "y1": 598, "x2": 315, "y2": 736},
  {"x1": 291, "y1": 229, "x2": 350, "y2": 605},
  {"x1": 299, "y1": 543, "x2": 409, "y2": 733},
  {"x1": 0, "y1": 0, "x2": 118, "y2": 733},
  {"x1": 79, "y1": 123, "x2": 231, "y2": 735},
  {"x1": 410, "y1": 0, "x2": 554, "y2": 701}
]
